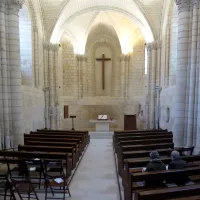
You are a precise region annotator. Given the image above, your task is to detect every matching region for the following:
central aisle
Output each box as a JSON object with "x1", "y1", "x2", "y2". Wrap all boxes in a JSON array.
[{"x1": 69, "y1": 139, "x2": 120, "y2": 200}]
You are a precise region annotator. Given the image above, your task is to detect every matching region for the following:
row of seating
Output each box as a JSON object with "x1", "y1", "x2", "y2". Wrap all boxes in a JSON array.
[
  {"x1": 0, "y1": 129, "x2": 90, "y2": 200},
  {"x1": 113, "y1": 129, "x2": 197, "y2": 200}
]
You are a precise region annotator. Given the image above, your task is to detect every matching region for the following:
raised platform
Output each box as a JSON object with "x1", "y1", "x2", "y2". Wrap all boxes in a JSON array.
[{"x1": 89, "y1": 131, "x2": 114, "y2": 139}]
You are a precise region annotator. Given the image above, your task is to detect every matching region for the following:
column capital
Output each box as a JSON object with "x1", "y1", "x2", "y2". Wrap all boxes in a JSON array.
[
  {"x1": 192, "y1": 0, "x2": 199, "y2": 7},
  {"x1": 0, "y1": 0, "x2": 25, "y2": 8},
  {"x1": 120, "y1": 54, "x2": 131, "y2": 62},
  {"x1": 44, "y1": 42, "x2": 60, "y2": 52},
  {"x1": 76, "y1": 54, "x2": 87, "y2": 62},
  {"x1": 145, "y1": 43, "x2": 152, "y2": 52},
  {"x1": 175, "y1": 0, "x2": 191, "y2": 12}
]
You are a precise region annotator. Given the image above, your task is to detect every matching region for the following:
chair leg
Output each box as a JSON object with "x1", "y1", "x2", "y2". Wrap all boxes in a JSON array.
[
  {"x1": 39, "y1": 171, "x2": 42, "y2": 189},
  {"x1": 66, "y1": 184, "x2": 71, "y2": 197}
]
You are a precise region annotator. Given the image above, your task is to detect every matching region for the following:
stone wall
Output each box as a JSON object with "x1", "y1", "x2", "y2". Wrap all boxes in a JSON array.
[
  {"x1": 62, "y1": 37, "x2": 75, "y2": 96},
  {"x1": 22, "y1": 86, "x2": 45, "y2": 133},
  {"x1": 59, "y1": 24, "x2": 146, "y2": 130},
  {"x1": 159, "y1": 2, "x2": 177, "y2": 131}
]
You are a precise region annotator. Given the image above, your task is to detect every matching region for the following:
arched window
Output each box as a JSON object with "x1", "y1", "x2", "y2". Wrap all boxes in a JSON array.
[{"x1": 19, "y1": 5, "x2": 33, "y2": 86}]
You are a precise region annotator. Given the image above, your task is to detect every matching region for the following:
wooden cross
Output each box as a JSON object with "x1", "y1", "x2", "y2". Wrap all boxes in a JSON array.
[{"x1": 96, "y1": 54, "x2": 111, "y2": 90}]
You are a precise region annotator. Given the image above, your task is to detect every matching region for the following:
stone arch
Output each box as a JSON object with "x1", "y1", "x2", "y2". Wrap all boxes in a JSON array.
[
  {"x1": 50, "y1": 5, "x2": 155, "y2": 44},
  {"x1": 85, "y1": 23, "x2": 121, "y2": 97}
]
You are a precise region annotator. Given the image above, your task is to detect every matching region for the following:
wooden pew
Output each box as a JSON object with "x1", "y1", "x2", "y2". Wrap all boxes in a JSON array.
[
  {"x1": 124, "y1": 167, "x2": 200, "y2": 200},
  {"x1": 113, "y1": 131, "x2": 172, "y2": 150},
  {"x1": 24, "y1": 134, "x2": 84, "y2": 152},
  {"x1": 123, "y1": 155, "x2": 200, "y2": 187},
  {"x1": 135, "y1": 184, "x2": 200, "y2": 200},
  {"x1": 18, "y1": 145, "x2": 77, "y2": 169},
  {"x1": 25, "y1": 140, "x2": 81, "y2": 160},
  {"x1": 0, "y1": 150, "x2": 72, "y2": 177},
  {"x1": 121, "y1": 143, "x2": 174, "y2": 152},
  {"x1": 37, "y1": 129, "x2": 90, "y2": 144},
  {"x1": 117, "y1": 148, "x2": 173, "y2": 176},
  {"x1": 32, "y1": 130, "x2": 89, "y2": 146},
  {"x1": 24, "y1": 136, "x2": 83, "y2": 151},
  {"x1": 119, "y1": 138, "x2": 173, "y2": 146}
]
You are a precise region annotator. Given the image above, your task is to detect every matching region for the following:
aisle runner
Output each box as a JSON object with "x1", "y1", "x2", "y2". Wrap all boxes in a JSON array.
[{"x1": 69, "y1": 139, "x2": 119, "y2": 200}]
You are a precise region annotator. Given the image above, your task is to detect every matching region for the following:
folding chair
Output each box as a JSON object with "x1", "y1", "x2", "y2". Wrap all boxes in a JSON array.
[
  {"x1": 43, "y1": 159, "x2": 71, "y2": 200},
  {"x1": 6, "y1": 159, "x2": 39, "y2": 200},
  {"x1": 25, "y1": 159, "x2": 44, "y2": 189}
]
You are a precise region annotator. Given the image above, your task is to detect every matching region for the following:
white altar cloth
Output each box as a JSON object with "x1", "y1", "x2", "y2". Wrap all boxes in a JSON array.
[{"x1": 89, "y1": 120, "x2": 116, "y2": 132}]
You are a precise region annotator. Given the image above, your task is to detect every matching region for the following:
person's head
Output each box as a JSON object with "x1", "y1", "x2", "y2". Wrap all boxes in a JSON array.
[
  {"x1": 149, "y1": 151, "x2": 160, "y2": 160},
  {"x1": 171, "y1": 150, "x2": 180, "y2": 160}
]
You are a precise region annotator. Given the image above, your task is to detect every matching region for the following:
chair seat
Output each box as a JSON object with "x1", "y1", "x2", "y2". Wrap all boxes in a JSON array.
[
  {"x1": 16, "y1": 182, "x2": 37, "y2": 193},
  {"x1": 47, "y1": 180, "x2": 65, "y2": 187}
]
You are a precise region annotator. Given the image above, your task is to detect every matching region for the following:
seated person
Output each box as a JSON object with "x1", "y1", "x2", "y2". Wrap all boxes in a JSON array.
[
  {"x1": 145, "y1": 151, "x2": 166, "y2": 186},
  {"x1": 167, "y1": 150, "x2": 189, "y2": 185}
]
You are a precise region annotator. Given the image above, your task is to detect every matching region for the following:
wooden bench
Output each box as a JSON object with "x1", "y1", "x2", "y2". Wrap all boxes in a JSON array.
[
  {"x1": 121, "y1": 143, "x2": 174, "y2": 152},
  {"x1": 117, "y1": 148, "x2": 173, "y2": 176},
  {"x1": 113, "y1": 131, "x2": 172, "y2": 150},
  {"x1": 32, "y1": 130, "x2": 89, "y2": 146},
  {"x1": 18, "y1": 145, "x2": 77, "y2": 169},
  {"x1": 124, "y1": 167, "x2": 200, "y2": 200},
  {"x1": 24, "y1": 134, "x2": 84, "y2": 152},
  {"x1": 119, "y1": 138, "x2": 173, "y2": 146},
  {"x1": 134, "y1": 184, "x2": 200, "y2": 200},
  {"x1": 37, "y1": 129, "x2": 90, "y2": 144},
  {"x1": 123, "y1": 155, "x2": 200, "y2": 186},
  {"x1": 25, "y1": 140, "x2": 81, "y2": 160}
]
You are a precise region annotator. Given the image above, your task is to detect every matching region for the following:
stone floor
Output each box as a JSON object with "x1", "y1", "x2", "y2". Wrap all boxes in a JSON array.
[
  {"x1": 67, "y1": 139, "x2": 120, "y2": 200},
  {"x1": 4, "y1": 138, "x2": 120, "y2": 200}
]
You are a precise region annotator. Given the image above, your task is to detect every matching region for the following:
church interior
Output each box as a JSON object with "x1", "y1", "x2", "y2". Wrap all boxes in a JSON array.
[{"x1": 0, "y1": 0, "x2": 200, "y2": 199}]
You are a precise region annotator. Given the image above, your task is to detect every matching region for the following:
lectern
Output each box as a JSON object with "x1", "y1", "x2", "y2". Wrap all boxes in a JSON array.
[{"x1": 70, "y1": 116, "x2": 76, "y2": 131}]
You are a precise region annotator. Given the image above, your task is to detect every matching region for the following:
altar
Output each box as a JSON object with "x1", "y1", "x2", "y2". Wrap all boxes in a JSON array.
[{"x1": 89, "y1": 120, "x2": 116, "y2": 132}]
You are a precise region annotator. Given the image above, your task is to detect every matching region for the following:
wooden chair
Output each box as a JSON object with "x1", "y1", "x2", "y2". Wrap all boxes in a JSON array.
[
  {"x1": 6, "y1": 159, "x2": 39, "y2": 200},
  {"x1": 43, "y1": 160, "x2": 71, "y2": 200}
]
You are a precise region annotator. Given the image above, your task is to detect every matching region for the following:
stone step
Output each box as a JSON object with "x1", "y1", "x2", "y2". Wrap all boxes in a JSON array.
[{"x1": 89, "y1": 131, "x2": 114, "y2": 139}]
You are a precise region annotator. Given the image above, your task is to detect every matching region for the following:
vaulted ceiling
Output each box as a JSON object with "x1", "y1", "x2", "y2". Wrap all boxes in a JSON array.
[{"x1": 36, "y1": 0, "x2": 165, "y2": 52}]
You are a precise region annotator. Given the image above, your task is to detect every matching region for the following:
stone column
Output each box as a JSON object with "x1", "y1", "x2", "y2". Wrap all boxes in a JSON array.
[
  {"x1": 196, "y1": 1, "x2": 200, "y2": 150},
  {"x1": 53, "y1": 45, "x2": 60, "y2": 129},
  {"x1": 43, "y1": 43, "x2": 60, "y2": 129},
  {"x1": 125, "y1": 55, "x2": 130, "y2": 98},
  {"x1": 186, "y1": 0, "x2": 198, "y2": 146},
  {"x1": 43, "y1": 44, "x2": 50, "y2": 129},
  {"x1": 79, "y1": 55, "x2": 87, "y2": 97},
  {"x1": 74, "y1": 55, "x2": 79, "y2": 98},
  {"x1": 156, "y1": 41, "x2": 161, "y2": 86},
  {"x1": 6, "y1": 0, "x2": 24, "y2": 145},
  {"x1": 173, "y1": 0, "x2": 190, "y2": 146},
  {"x1": 120, "y1": 54, "x2": 130, "y2": 98},
  {"x1": 165, "y1": 25, "x2": 170, "y2": 86},
  {"x1": 145, "y1": 43, "x2": 152, "y2": 129},
  {"x1": 33, "y1": 27, "x2": 39, "y2": 87},
  {"x1": 120, "y1": 54, "x2": 126, "y2": 98},
  {"x1": 149, "y1": 42, "x2": 157, "y2": 129}
]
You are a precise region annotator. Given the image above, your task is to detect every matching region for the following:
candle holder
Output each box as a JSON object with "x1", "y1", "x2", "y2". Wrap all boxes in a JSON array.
[{"x1": 70, "y1": 116, "x2": 76, "y2": 131}]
